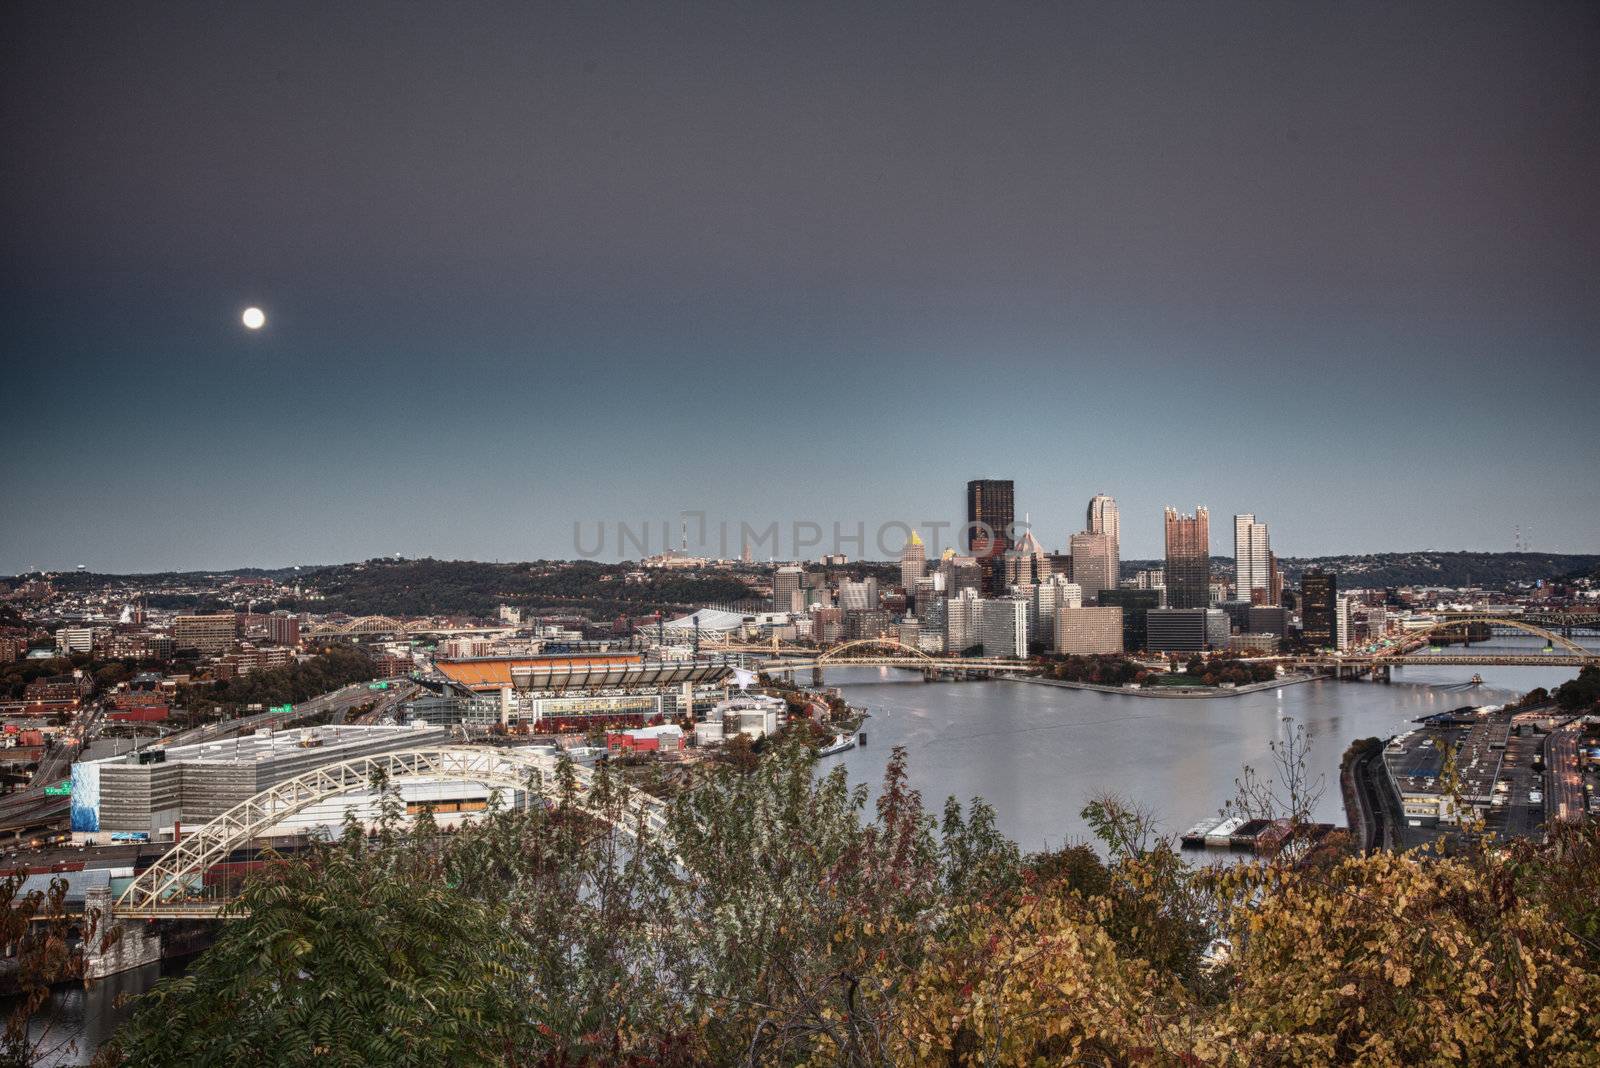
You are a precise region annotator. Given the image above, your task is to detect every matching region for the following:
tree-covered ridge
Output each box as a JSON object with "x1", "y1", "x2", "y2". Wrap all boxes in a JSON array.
[
  {"x1": 97, "y1": 737, "x2": 1600, "y2": 1067},
  {"x1": 174, "y1": 646, "x2": 378, "y2": 718},
  {"x1": 1115, "y1": 551, "x2": 1600, "y2": 589},
  {"x1": 292, "y1": 558, "x2": 757, "y2": 618}
]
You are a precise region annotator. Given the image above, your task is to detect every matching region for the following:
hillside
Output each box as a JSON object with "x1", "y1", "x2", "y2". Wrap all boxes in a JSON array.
[
  {"x1": 1122, "y1": 551, "x2": 1599, "y2": 590},
  {"x1": 291, "y1": 558, "x2": 757, "y2": 619}
]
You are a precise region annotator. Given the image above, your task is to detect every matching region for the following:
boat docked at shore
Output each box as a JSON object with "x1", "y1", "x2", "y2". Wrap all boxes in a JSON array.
[{"x1": 817, "y1": 733, "x2": 857, "y2": 756}]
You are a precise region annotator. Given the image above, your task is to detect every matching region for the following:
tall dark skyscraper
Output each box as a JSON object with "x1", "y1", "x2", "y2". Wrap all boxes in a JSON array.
[
  {"x1": 1300, "y1": 569, "x2": 1338, "y2": 648},
  {"x1": 966, "y1": 479, "x2": 1015, "y2": 595},
  {"x1": 1163, "y1": 506, "x2": 1211, "y2": 609}
]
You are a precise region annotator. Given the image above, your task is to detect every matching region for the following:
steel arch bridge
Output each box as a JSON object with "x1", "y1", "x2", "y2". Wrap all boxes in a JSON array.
[
  {"x1": 114, "y1": 747, "x2": 666, "y2": 919},
  {"x1": 302, "y1": 616, "x2": 516, "y2": 638},
  {"x1": 1376, "y1": 616, "x2": 1591, "y2": 660},
  {"x1": 756, "y1": 637, "x2": 1034, "y2": 675},
  {"x1": 817, "y1": 637, "x2": 938, "y2": 664}
]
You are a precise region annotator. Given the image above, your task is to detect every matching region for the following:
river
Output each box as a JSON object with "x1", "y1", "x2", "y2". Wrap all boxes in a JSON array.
[{"x1": 822, "y1": 636, "x2": 1596, "y2": 851}]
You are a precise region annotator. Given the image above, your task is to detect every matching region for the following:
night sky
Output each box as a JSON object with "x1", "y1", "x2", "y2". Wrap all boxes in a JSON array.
[{"x1": 4, "y1": 2, "x2": 1597, "y2": 571}]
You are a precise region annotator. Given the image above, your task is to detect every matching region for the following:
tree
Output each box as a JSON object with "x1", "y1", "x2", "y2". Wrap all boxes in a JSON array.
[
  {"x1": 97, "y1": 735, "x2": 1600, "y2": 1066},
  {"x1": 1, "y1": 872, "x2": 105, "y2": 1068},
  {"x1": 108, "y1": 822, "x2": 521, "y2": 1067}
]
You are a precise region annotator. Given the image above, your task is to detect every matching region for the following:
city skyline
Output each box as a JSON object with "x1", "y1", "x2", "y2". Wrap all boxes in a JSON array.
[{"x1": 5, "y1": 2, "x2": 1599, "y2": 573}]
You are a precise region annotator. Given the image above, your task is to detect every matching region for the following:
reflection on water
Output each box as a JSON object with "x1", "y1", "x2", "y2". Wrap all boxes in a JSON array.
[
  {"x1": 824, "y1": 637, "x2": 1595, "y2": 852},
  {"x1": 7, "y1": 957, "x2": 187, "y2": 1067}
]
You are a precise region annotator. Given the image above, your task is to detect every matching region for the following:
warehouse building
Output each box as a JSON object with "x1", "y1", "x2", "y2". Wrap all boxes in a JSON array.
[{"x1": 67, "y1": 723, "x2": 507, "y2": 843}]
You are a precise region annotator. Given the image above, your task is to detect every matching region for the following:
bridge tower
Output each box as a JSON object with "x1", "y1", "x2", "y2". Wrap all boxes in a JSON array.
[{"x1": 85, "y1": 884, "x2": 162, "y2": 980}]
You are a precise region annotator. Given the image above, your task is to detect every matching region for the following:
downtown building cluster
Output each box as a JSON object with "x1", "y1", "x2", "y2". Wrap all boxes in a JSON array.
[{"x1": 759, "y1": 481, "x2": 1386, "y2": 660}]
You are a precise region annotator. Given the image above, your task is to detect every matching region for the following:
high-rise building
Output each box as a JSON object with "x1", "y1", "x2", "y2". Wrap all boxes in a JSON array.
[
  {"x1": 773, "y1": 566, "x2": 805, "y2": 614},
  {"x1": 265, "y1": 613, "x2": 301, "y2": 648},
  {"x1": 1255, "y1": 551, "x2": 1284, "y2": 606},
  {"x1": 980, "y1": 597, "x2": 1028, "y2": 659},
  {"x1": 1233, "y1": 514, "x2": 1272, "y2": 605},
  {"x1": 844, "y1": 608, "x2": 891, "y2": 641},
  {"x1": 1086, "y1": 493, "x2": 1120, "y2": 582},
  {"x1": 173, "y1": 613, "x2": 240, "y2": 656},
  {"x1": 1247, "y1": 605, "x2": 1289, "y2": 639},
  {"x1": 940, "y1": 553, "x2": 983, "y2": 598},
  {"x1": 966, "y1": 479, "x2": 1015, "y2": 595},
  {"x1": 1086, "y1": 493, "x2": 1120, "y2": 542},
  {"x1": 1069, "y1": 531, "x2": 1118, "y2": 604},
  {"x1": 1146, "y1": 608, "x2": 1229, "y2": 653},
  {"x1": 1163, "y1": 506, "x2": 1211, "y2": 610},
  {"x1": 946, "y1": 588, "x2": 983, "y2": 656},
  {"x1": 1004, "y1": 528, "x2": 1051, "y2": 588},
  {"x1": 1097, "y1": 588, "x2": 1162, "y2": 651},
  {"x1": 837, "y1": 578, "x2": 879, "y2": 613},
  {"x1": 1029, "y1": 575, "x2": 1082, "y2": 650},
  {"x1": 899, "y1": 530, "x2": 926, "y2": 599},
  {"x1": 1134, "y1": 567, "x2": 1165, "y2": 592},
  {"x1": 1056, "y1": 606, "x2": 1123, "y2": 655},
  {"x1": 1300, "y1": 569, "x2": 1338, "y2": 648}
]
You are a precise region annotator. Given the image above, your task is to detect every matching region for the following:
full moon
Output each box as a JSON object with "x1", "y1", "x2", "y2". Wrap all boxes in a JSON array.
[{"x1": 241, "y1": 307, "x2": 266, "y2": 330}]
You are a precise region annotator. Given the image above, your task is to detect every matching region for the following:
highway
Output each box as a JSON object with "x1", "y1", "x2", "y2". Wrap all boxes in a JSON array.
[
  {"x1": 152, "y1": 678, "x2": 410, "y2": 749},
  {"x1": 1347, "y1": 745, "x2": 1398, "y2": 853},
  {"x1": 1545, "y1": 719, "x2": 1587, "y2": 823},
  {"x1": 0, "y1": 699, "x2": 105, "y2": 835}
]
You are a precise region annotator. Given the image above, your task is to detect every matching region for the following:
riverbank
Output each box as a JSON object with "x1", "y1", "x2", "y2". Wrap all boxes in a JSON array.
[{"x1": 1007, "y1": 672, "x2": 1317, "y2": 699}]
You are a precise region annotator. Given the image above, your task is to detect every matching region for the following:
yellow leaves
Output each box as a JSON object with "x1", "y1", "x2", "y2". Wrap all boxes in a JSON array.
[{"x1": 1339, "y1": 983, "x2": 1357, "y2": 997}]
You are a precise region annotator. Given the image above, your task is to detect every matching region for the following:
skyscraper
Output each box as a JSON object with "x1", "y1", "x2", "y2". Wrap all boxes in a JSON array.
[
  {"x1": 946, "y1": 588, "x2": 983, "y2": 656},
  {"x1": 1233, "y1": 513, "x2": 1272, "y2": 604},
  {"x1": 940, "y1": 552, "x2": 983, "y2": 598},
  {"x1": 1300, "y1": 569, "x2": 1338, "y2": 648},
  {"x1": 837, "y1": 578, "x2": 879, "y2": 613},
  {"x1": 1029, "y1": 574, "x2": 1081, "y2": 650},
  {"x1": 773, "y1": 565, "x2": 805, "y2": 614},
  {"x1": 1069, "y1": 531, "x2": 1118, "y2": 604},
  {"x1": 1003, "y1": 528, "x2": 1051, "y2": 588},
  {"x1": 1163, "y1": 506, "x2": 1211, "y2": 610},
  {"x1": 899, "y1": 530, "x2": 925, "y2": 600},
  {"x1": 980, "y1": 597, "x2": 1028, "y2": 659},
  {"x1": 966, "y1": 479, "x2": 1014, "y2": 595},
  {"x1": 1086, "y1": 493, "x2": 1120, "y2": 580}
]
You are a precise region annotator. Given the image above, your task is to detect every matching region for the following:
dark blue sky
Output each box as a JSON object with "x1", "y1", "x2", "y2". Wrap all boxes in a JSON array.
[{"x1": 4, "y1": 2, "x2": 1597, "y2": 572}]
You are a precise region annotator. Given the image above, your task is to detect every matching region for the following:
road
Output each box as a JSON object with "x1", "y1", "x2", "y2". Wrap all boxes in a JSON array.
[
  {"x1": 1349, "y1": 745, "x2": 1398, "y2": 852},
  {"x1": 153, "y1": 678, "x2": 410, "y2": 748},
  {"x1": 1545, "y1": 720, "x2": 1587, "y2": 823},
  {"x1": 0, "y1": 700, "x2": 104, "y2": 833}
]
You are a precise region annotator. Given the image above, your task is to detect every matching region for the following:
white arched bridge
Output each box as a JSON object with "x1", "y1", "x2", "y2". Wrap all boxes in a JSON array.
[{"x1": 114, "y1": 747, "x2": 666, "y2": 920}]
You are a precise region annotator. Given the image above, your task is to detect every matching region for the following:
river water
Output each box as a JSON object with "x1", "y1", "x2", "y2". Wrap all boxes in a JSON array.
[
  {"x1": 26, "y1": 634, "x2": 1595, "y2": 1061},
  {"x1": 822, "y1": 636, "x2": 1596, "y2": 851}
]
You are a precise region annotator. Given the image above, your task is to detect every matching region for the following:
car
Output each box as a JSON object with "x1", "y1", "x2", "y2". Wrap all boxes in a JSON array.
[{"x1": 1528, "y1": 791, "x2": 1543, "y2": 803}]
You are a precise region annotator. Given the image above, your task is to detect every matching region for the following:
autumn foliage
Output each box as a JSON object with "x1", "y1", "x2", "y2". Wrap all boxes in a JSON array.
[{"x1": 98, "y1": 740, "x2": 1600, "y2": 1067}]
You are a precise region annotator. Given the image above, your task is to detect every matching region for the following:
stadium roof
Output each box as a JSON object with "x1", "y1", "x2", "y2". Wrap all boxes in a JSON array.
[
  {"x1": 437, "y1": 654, "x2": 734, "y2": 692},
  {"x1": 661, "y1": 608, "x2": 749, "y2": 634}
]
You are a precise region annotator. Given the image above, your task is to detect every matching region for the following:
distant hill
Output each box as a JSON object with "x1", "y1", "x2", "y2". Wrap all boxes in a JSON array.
[
  {"x1": 2, "y1": 567, "x2": 306, "y2": 592},
  {"x1": 1122, "y1": 552, "x2": 1600, "y2": 590},
  {"x1": 290, "y1": 558, "x2": 757, "y2": 619}
]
